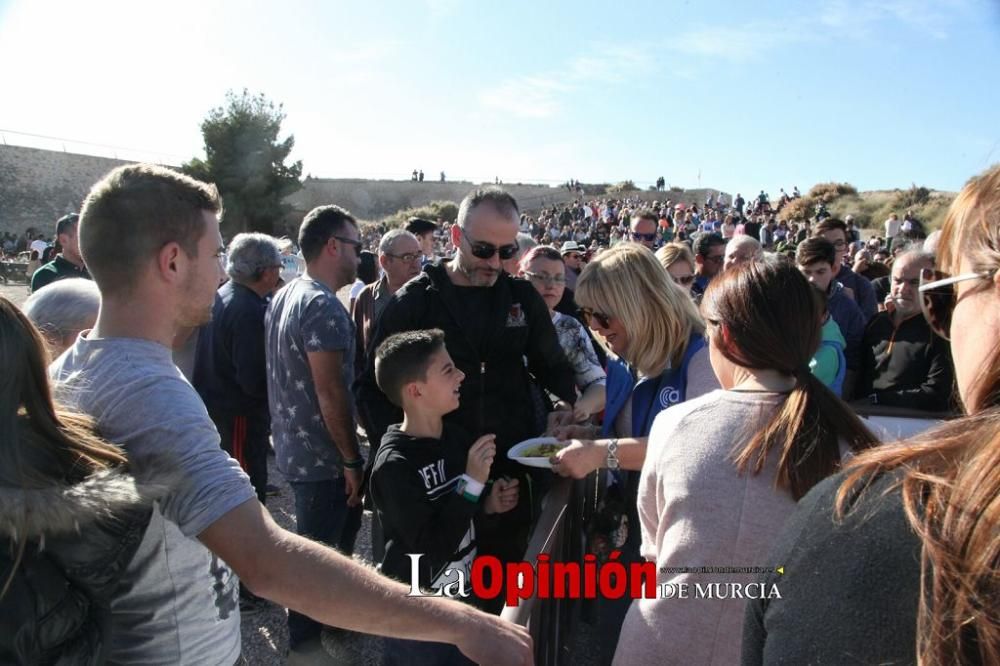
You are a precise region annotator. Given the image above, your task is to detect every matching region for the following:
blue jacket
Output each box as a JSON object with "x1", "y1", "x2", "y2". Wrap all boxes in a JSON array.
[
  {"x1": 602, "y1": 333, "x2": 707, "y2": 439},
  {"x1": 826, "y1": 281, "x2": 866, "y2": 373}
]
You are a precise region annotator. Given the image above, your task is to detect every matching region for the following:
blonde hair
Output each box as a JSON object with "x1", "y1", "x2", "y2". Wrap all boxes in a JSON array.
[
  {"x1": 576, "y1": 243, "x2": 703, "y2": 376},
  {"x1": 655, "y1": 242, "x2": 695, "y2": 272}
]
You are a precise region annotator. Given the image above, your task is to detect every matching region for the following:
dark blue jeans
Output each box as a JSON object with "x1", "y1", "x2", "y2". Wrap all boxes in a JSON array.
[
  {"x1": 287, "y1": 476, "x2": 363, "y2": 648},
  {"x1": 381, "y1": 637, "x2": 474, "y2": 666}
]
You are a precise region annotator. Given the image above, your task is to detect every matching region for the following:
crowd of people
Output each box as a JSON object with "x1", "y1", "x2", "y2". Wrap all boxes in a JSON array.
[{"x1": 1, "y1": 161, "x2": 997, "y2": 665}]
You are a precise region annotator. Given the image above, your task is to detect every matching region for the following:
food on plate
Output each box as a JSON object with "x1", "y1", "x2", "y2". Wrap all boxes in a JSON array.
[{"x1": 521, "y1": 443, "x2": 563, "y2": 457}]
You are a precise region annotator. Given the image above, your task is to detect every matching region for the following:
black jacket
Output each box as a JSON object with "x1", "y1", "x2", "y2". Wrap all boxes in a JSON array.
[
  {"x1": 742, "y1": 471, "x2": 923, "y2": 665},
  {"x1": 0, "y1": 468, "x2": 157, "y2": 665},
  {"x1": 371, "y1": 424, "x2": 480, "y2": 589},
  {"x1": 356, "y1": 262, "x2": 577, "y2": 479},
  {"x1": 859, "y1": 311, "x2": 955, "y2": 412},
  {"x1": 193, "y1": 281, "x2": 270, "y2": 418}
]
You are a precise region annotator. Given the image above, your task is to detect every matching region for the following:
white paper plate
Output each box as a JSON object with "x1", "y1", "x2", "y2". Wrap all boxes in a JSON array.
[{"x1": 507, "y1": 437, "x2": 566, "y2": 469}]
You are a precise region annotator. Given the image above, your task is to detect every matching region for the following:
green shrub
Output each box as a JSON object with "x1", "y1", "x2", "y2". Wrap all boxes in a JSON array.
[
  {"x1": 778, "y1": 196, "x2": 816, "y2": 223},
  {"x1": 608, "y1": 180, "x2": 639, "y2": 193},
  {"x1": 381, "y1": 200, "x2": 459, "y2": 227},
  {"x1": 808, "y1": 182, "x2": 858, "y2": 203},
  {"x1": 889, "y1": 184, "x2": 932, "y2": 209}
]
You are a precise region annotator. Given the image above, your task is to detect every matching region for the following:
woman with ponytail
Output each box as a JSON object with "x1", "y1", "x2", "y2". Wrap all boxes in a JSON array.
[
  {"x1": 0, "y1": 297, "x2": 160, "y2": 664},
  {"x1": 613, "y1": 257, "x2": 878, "y2": 665},
  {"x1": 743, "y1": 165, "x2": 1000, "y2": 664}
]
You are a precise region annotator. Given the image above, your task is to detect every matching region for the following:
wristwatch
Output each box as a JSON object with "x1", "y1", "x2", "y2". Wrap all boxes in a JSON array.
[{"x1": 605, "y1": 438, "x2": 620, "y2": 470}]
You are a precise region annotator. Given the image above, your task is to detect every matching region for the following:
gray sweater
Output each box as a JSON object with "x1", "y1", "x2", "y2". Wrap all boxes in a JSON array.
[{"x1": 613, "y1": 389, "x2": 797, "y2": 666}]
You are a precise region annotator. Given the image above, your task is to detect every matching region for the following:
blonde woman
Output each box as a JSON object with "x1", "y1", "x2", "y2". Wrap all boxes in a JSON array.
[
  {"x1": 550, "y1": 243, "x2": 719, "y2": 662},
  {"x1": 655, "y1": 242, "x2": 697, "y2": 296}
]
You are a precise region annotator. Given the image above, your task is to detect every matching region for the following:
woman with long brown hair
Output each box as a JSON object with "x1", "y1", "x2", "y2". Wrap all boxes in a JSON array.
[
  {"x1": 743, "y1": 165, "x2": 1000, "y2": 664},
  {"x1": 612, "y1": 258, "x2": 878, "y2": 665},
  {"x1": 0, "y1": 296, "x2": 158, "y2": 664}
]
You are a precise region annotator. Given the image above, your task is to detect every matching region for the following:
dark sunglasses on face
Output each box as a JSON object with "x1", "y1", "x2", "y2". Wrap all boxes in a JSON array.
[
  {"x1": 703, "y1": 254, "x2": 725, "y2": 264},
  {"x1": 631, "y1": 232, "x2": 658, "y2": 242},
  {"x1": 918, "y1": 267, "x2": 994, "y2": 341},
  {"x1": 673, "y1": 274, "x2": 696, "y2": 286},
  {"x1": 461, "y1": 228, "x2": 519, "y2": 260},
  {"x1": 333, "y1": 235, "x2": 363, "y2": 257},
  {"x1": 579, "y1": 307, "x2": 613, "y2": 329}
]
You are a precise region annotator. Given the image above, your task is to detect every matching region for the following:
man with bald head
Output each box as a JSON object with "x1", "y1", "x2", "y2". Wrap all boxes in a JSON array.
[
  {"x1": 723, "y1": 235, "x2": 763, "y2": 272},
  {"x1": 357, "y1": 187, "x2": 576, "y2": 576},
  {"x1": 858, "y1": 250, "x2": 954, "y2": 411}
]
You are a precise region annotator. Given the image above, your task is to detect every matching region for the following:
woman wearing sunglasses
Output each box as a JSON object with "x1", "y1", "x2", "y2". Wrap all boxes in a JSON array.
[
  {"x1": 655, "y1": 242, "x2": 698, "y2": 298},
  {"x1": 550, "y1": 243, "x2": 720, "y2": 661},
  {"x1": 519, "y1": 245, "x2": 606, "y2": 424},
  {"x1": 743, "y1": 165, "x2": 1000, "y2": 664}
]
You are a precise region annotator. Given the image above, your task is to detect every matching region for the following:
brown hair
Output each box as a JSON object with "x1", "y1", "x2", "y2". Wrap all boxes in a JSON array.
[
  {"x1": 79, "y1": 164, "x2": 221, "y2": 296},
  {"x1": 0, "y1": 297, "x2": 127, "y2": 596},
  {"x1": 701, "y1": 258, "x2": 878, "y2": 500},
  {"x1": 837, "y1": 165, "x2": 1000, "y2": 663},
  {"x1": 795, "y1": 237, "x2": 836, "y2": 267},
  {"x1": 812, "y1": 217, "x2": 847, "y2": 237}
]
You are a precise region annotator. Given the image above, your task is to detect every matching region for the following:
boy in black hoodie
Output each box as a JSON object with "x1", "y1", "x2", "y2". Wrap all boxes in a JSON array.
[{"x1": 371, "y1": 329, "x2": 519, "y2": 665}]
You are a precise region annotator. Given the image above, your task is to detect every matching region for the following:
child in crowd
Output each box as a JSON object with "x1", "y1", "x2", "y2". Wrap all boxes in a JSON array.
[
  {"x1": 796, "y1": 237, "x2": 866, "y2": 397},
  {"x1": 808, "y1": 286, "x2": 847, "y2": 397},
  {"x1": 371, "y1": 329, "x2": 520, "y2": 666}
]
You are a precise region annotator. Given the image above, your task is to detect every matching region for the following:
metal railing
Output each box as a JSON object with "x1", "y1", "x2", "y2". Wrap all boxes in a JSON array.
[{"x1": 500, "y1": 475, "x2": 592, "y2": 665}]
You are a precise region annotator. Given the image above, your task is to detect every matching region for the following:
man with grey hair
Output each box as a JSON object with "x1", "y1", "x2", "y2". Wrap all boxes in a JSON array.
[
  {"x1": 357, "y1": 187, "x2": 576, "y2": 583},
  {"x1": 194, "y1": 232, "x2": 282, "y2": 509},
  {"x1": 857, "y1": 249, "x2": 954, "y2": 411},
  {"x1": 352, "y1": 228, "x2": 422, "y2": 378},
  {"x1": 22, "y1": 277, "x2": 100, "y2": 358},
  {"x1": 723, "y1": 234, "x2": 763, "y2": 272}
]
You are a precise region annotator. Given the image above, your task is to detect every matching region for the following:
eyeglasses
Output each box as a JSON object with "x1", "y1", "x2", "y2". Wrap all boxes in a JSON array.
[
  {"x1": 672, "y1": 274, "x2": 695, "y2": 286},
  {"x1": 580, "y1": 307, "x2": 614, "y2": 330},
  {"x1": 333, "y1": 235, "x2": 363, "y2": 257},
  {"x1": 385, "y1": 251, "x2": 421, "y2": 263},
  {"x1": 524, "y1": 271, "x2": 566, "y2": 287},
  {"x1": 461, "y1": 228, "x2": 519, "y2": 260},
  {"x1": 703, "y1": 254, "x2": 725, "y2": 264},
  {"x1": 631, "y1": 232, "x2": 658, "y2": 242},
  {"x1": 564, "y1": 253, "x2": 582, "y2": 261},
  {"x1": 918, "y1": 268, "x2": 994, "y2": 340}
]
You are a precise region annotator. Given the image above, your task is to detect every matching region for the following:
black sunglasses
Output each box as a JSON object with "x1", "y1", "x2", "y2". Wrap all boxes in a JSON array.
[
  {"x1": 461, "y1": 228, "x2": 519, "y2": 260},
  {"x1": 333, "y1": 235, "x2": 363, "y2": 257},
  {"x1": 579, "y1": 307, "x2": 613, "y2": 329},
  {"x1": 673, "y1": 274, "x2": 695, "y2": 286},
  {"x1": 631, "y1": 232, "x2": 658, "y2": 242}
]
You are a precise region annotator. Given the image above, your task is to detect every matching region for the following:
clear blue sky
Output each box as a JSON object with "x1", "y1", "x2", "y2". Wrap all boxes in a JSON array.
[{"x1": 1, "y1": 0, "x2": 998, "y2": 195}]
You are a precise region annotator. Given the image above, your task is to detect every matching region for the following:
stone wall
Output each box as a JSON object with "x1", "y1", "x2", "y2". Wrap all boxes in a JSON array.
[
  {"x1": 0, "y1": 144, "x2": 726, "y2": 237},
  {"x1": 0, "y1": 145, "x2": 137, "y2": 236}
]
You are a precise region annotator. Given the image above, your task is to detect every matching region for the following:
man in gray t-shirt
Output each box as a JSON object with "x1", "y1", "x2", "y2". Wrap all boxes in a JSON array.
[{"x1": 52, "y1": 337, "x2": 255, "y2": 665}]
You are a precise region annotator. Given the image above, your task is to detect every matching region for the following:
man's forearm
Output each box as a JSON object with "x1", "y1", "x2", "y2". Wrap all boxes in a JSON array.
[
  {"x1": 316, "y1": 387, "x2": 361, "y2": 461},
  {"x1": 251, "y1": 527, "x2": 476, "y2": 643}
]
